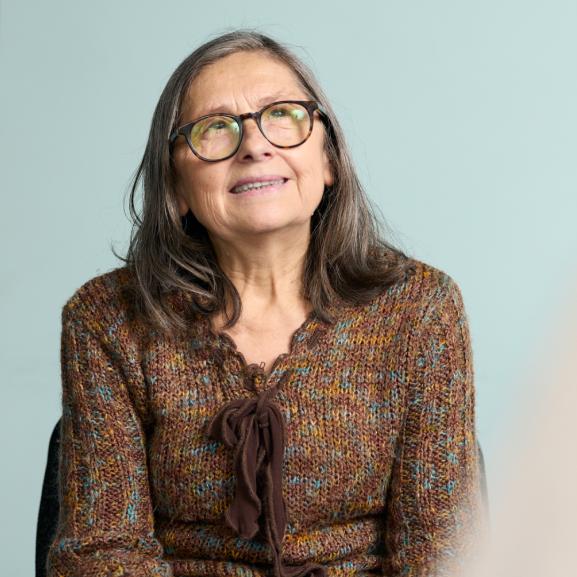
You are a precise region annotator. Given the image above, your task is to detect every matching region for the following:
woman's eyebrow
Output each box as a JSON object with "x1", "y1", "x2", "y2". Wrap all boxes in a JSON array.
[{"x1": 196, "y1": 93, "x2": 299, "y2": 117}]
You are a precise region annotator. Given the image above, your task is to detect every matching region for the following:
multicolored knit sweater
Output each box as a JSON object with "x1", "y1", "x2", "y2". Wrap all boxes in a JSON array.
[{"x1": 46, "y1": 258, "x2": 487, "y2": 577}]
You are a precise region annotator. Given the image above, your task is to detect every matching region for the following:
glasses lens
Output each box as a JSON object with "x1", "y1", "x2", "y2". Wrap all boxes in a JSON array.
[
  {"x1": 188, "y1": 115, "x2": 240, "y2": 160},
  {"x1": 261, "y1": 102, "x2": 311, "y2": 146}
]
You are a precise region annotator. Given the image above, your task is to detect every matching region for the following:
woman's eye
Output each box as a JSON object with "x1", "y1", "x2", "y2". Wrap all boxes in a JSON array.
[
  {"x1": 207, "y1": 121, "x2": 227, "y2": 130},
  {"x1": 270, "y1": 108, "x2": 289, "y2": 117}
]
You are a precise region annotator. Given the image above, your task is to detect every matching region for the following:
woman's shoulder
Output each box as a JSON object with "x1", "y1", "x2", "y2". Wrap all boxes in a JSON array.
[
  {"x1": 61, "y1": 265, "x2": 139, "y2": 329},
  {"x1": 406, "y1": 256, "x2": 462, "y2": 295},
  {"x1": 379, "y1": 256, "x2": 467, "y2": 327}
]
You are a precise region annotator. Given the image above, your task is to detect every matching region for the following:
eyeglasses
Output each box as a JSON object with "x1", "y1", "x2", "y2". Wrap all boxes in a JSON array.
[{"x1": 168, "y1": 100, "x2": 328, "y2": 162}]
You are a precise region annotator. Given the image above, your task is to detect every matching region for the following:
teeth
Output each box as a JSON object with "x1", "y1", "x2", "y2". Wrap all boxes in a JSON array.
[{"x1": 232, "y1": 179, "x2": 284, "y2": 193}]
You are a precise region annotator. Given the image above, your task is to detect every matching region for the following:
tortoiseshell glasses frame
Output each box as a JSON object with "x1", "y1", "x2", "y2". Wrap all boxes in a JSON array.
[{"x1": 168, "y1": 99, "x2": 329, "y2": 162}]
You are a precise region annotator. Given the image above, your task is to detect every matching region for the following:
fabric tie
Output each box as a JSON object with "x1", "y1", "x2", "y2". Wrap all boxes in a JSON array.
[{"x1": 206, "y1": 368, "x2": 326, "y2": 577}]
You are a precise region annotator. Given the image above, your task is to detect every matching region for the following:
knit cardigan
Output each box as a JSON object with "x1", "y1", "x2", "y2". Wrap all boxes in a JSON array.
[{"x1": 46, "y1": 258, "x2": 487, "y2": 577}]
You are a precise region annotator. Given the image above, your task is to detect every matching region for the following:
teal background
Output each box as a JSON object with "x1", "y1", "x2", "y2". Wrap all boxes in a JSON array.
[{"x1": 1, "y1": 1, "x2": 576, "y2": 574}]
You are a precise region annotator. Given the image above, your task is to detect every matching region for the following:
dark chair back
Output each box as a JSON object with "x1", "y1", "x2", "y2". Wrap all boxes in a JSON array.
[{"x1": 36, "y1": 418, "x2": 61, "y2": 577}]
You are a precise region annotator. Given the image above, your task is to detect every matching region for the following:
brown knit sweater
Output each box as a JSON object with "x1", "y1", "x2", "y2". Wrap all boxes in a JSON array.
[{"x1": 46, "y1": 258, "x2": 487, "y2": 577}]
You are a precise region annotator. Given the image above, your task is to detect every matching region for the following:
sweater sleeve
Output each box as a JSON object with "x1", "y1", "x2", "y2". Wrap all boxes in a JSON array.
[
  {"x1": 46, "y1": 302, "x2": 173, "y2": 577},
  {"x1": 382, "y1": 276, "x2": 488, "y2": 577}
]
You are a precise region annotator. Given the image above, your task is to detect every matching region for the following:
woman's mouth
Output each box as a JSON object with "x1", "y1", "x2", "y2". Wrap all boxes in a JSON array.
[{"x1": 229, "y1": 178, "x2": 288, "y2": 196}]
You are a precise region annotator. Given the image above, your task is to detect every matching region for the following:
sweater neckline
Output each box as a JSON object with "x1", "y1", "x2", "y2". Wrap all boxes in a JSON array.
[{"x1": 196, "y1": 304, "x2": 336, "y2": 386}]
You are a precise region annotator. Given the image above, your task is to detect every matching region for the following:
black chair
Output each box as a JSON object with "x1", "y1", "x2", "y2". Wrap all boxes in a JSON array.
[
  {"x1": 35, "y1": 419, "x2": 489, "y2": 576},
  {"x1": 36, "y1": 418, "x2": 61, "y2": 577}
]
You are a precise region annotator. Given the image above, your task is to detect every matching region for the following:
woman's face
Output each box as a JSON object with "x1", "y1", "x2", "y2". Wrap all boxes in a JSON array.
[{"x1": 171, "y1": 51, "x2": 333, "y2": 243}]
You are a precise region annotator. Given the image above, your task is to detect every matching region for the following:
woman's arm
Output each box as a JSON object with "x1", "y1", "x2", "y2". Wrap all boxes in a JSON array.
[
  {"x1": 383, "y1": 274, "x2": 488, "y2": 577},
  {"x1": 46, "y1": 300, "x2": 173, "y2": 577}
]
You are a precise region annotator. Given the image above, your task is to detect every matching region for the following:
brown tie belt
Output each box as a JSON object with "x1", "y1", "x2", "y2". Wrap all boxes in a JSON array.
[{"x1": 206, "y1": 367, "x2": 326, "y2": 577}]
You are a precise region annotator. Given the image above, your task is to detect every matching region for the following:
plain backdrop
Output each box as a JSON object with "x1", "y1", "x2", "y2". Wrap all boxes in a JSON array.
[{"x1": 1, "y1": 1, "x2": 576, "y2": 575}]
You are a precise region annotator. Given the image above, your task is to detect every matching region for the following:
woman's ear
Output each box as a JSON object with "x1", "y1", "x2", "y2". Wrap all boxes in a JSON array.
[
  {"x1": 177, "y1": 195, "x2": 190, "y2": 217},
  {"x1": 322, "y1": 150, "x2": 334, "y2": 188},
  {"x1": 173, "y1": 180, "x2": 190, "y2": 217}
]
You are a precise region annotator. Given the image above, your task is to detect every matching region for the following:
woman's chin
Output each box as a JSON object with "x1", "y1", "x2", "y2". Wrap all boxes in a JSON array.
[{"x1": 232, "y1": 213, "x2": 309, "y2": 235}]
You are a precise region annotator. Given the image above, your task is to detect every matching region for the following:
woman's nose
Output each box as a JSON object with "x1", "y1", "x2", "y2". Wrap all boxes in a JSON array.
[{"x1": 236, "y1": 117, "x2": 274, "y2": 159}]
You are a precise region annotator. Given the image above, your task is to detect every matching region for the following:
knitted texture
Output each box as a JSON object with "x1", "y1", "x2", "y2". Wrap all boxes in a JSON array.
[{"x1": 46, "y1": 258, "x2": 487, "y2": 577}]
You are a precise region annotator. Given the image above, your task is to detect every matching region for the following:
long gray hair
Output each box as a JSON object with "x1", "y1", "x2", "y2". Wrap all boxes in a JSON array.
[{"x1": 114, "y1": 28, "x2": 416, "y2": 337}]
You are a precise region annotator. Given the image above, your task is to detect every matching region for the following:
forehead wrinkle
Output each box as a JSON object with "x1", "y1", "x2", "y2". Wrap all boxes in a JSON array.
[{"x1": 186, "y1": 89, "x2": 307, "y2": 121}]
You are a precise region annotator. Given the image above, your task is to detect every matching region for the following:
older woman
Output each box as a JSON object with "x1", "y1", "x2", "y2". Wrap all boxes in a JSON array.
[{"x1": 46, "y1": 30, "x2": 488, "y2": 577}]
